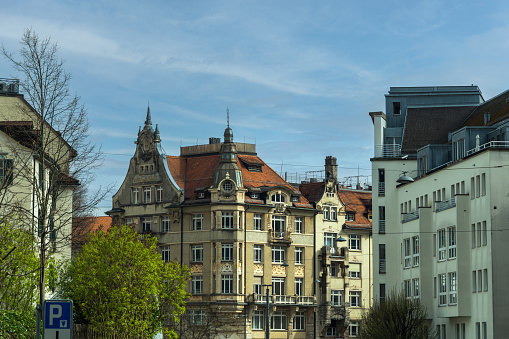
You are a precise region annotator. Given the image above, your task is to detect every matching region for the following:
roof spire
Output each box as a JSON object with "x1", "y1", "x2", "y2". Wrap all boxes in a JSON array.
[
  {"x1": 227, "y1": 107, "x2": 229, "y2": 128},
  {"x1": 145, "y1": 104, "x2": 152, "y2": 126}
]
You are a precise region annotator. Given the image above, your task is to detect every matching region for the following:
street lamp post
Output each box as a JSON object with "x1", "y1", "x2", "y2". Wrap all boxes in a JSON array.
[{"x1": 262, "y1": 284, "x2": 272, "y2": 339}]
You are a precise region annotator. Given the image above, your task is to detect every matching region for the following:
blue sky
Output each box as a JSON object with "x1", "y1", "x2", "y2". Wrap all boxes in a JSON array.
[{"x1": 1, "y1": 0, "x2": 509, "y2": 214}]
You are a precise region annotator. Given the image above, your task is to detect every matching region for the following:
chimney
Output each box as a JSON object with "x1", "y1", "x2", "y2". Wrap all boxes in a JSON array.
[
  {"x1": 209, "y1": 137, "x2": 221, "y2": 144},
  {"x1": 325, "y1": 156, "x2": 338, "y2": 180}
]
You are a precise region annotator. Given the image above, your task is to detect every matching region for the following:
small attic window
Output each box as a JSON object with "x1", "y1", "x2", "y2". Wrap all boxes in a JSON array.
[
  {"x1": 291, "y1": 196, "x2": 299, "y2": 202},
  {"x1": 198, "y1": 193, "x2": 205, "y2": 199},
  {"x1": 346, "y1": 212, "x2": 356, "y2": 221},
  {"x1": 271, "y1": 193, "x2": 285, "y2": 203},
  {"x1": 248, "y1": 165, "x2": 262, "y2": 172},
  {"x1": 251, "y1": 193, "x2": 259, "y2": 199},
  {"x1": 393, "y1": 102, "x2": 401, "y2": 115}
]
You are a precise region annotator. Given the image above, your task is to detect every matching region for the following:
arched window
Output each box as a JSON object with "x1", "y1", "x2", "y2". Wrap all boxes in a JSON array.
[{"x1": 271, "y1": 193, "x2": 285, "y2": 203}]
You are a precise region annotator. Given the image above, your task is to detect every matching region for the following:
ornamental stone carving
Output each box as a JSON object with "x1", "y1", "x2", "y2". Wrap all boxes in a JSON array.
[
  {"x1": 272, "y1": 264, "x2": 287, "y2": 275},
  {"x1": 221, "y1": 263, "x2": 234, "y2": 272},
  {"x1": 253, "y1": 264, "x2": 264, "y2": 275},
  {"x1": 295, "y1": 266, "x2": 304, "y2": 276},
  {"x1": 191, "y1": 264, "x2": 203, "y2": 273}
]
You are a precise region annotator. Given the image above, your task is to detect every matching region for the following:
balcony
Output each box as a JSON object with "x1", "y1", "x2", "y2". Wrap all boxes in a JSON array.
[
  {"x1": 379, "y1": 259, "x2": 386, "y2": 274},
  {"x1": 252, "y1": 294, "x2": 316, "y2": 305},
  {"x1": 402, "y1": 210, "x2": 419, "y2": 223},
  {"x1": 435, "y1": 197, "x2": 456, "y2": 212},
  {"x1": 379, "y1": 220, "x2": 386, "y2": 233},
  {"x1": 466, "y1": 140, "x2": 509, "y2": 156},
  {"x1": 374, "y1": 144, "x2": 402, "y2": 158},
  {"x1": 270, "y1": 230, "x2": 291, "y2": 243}
]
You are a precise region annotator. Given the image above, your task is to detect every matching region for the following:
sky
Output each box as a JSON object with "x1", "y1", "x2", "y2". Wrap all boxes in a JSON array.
[{"x1": 1, "y1": 0, "x2": 509, "y2": 214}]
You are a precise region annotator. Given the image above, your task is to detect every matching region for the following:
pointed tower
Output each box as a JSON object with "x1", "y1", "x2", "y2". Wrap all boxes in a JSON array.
[
  {"x1": 214, "y1": 110, "x2": 243, "y2": 195},
  {"x1": 135, "y1": 106, "x2": 159, "y2": 162}
]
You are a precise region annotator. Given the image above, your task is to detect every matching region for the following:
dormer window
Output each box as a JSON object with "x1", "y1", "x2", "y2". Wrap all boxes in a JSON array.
[
  {"x1": 222, "y1": 181, "x2": 233, "y2": 192},
  {"x1": 251, "y1": 193, "x2": 259, "y2": 199},
  {"x1": 346, "y1": 212, "x2": 356, "y2": 221},
  {"x1": 248, "y1": 165, "x2": 262, "y2": 172},
  {"x1": 291, "y1": 196, "x2": 299, "y2": 202},
  {"x1": 198, "y1": 192, "x2": 205, "y2": 199},
  {"x1": 271, "y1": 193, "x2": 285, "y2": 203}
]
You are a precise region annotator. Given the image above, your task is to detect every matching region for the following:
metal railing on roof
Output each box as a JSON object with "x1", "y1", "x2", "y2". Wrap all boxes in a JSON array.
[
  {"x1": 374, "y1": 144, "x2": 402, "y2": 158},
  {"x1": 466, "y1": 141, "x2": 509, "y2": 156}
]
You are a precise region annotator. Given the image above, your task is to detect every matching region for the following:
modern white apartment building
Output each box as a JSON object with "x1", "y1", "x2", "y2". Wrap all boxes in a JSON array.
[{"x1": 370, "y1": 86, "x2": 509, "y2": 338}]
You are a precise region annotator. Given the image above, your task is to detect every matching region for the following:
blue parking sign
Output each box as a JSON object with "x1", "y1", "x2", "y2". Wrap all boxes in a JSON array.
[{"x1": 44, "y1": 300, "x2": 73, "y2": 338}]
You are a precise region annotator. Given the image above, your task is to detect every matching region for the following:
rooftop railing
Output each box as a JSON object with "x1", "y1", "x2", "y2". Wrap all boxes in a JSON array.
[
  {"x1": 374, "y1": 144, "x2": 401, "y2": 158},
  {"x1": 466, "y1": 141, "x2": 509, "y2": 156}
]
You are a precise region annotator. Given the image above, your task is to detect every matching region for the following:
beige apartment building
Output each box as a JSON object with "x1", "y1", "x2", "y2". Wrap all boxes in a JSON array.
[{"x1": 108, "y1": 110, "x2": 319, "y2": 338}]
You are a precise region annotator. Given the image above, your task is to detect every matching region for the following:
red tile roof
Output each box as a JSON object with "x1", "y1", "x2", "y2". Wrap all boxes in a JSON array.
[
  {"x1": 72, "y1": 216, "x2": 113, "y2": 253},
  {"x1": 299, "y1": 181, "x2": 324, "y2": 204},
  {"x1": 166, "y1": 153, "x2": 311, "y2": 206},
  {"x1": 338, "y1": 188, "x2": 372, "y2": 230}
]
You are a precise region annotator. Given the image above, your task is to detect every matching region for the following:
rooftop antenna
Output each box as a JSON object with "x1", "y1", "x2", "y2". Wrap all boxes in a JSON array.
[{"x1": 227, "y1": 107, "x2": 230, "y2": 128}]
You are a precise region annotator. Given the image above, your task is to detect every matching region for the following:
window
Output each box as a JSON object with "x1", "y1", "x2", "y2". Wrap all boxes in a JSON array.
[
  {"x1": 330, "y1": 263, "x2": 337, "y2": 277},
  {"x1": 477, "y1": 222, "x2": 482, "y2": 247},
  {"x1": 221, "y1": 244, "x2": 233, "y2": 261},
  {"x1": 323, "y1": 206, "x2": 330, "y2": 220},
  {"x1": 379, "y1": 284, "x2": 386, "y2": 303},
  {"x1": 404, "y1": 238, "x2": 411, "y2": 268},
  {"x1": 404, "y1": 280, "x2": 411, "y2": 299},
  {"x1": 448, "y1": 226, "x2": 457, "y2": 259},
  {"x1": 481, "y1": 173, "x2": 486, "y2": 196},
  {"x1": 0, "y1": 156, "x2": 12, "y2": 186},
  {"x1": 125, "y1": 218, "x2": 134, "y2": 226},
  {"x1": 331, "y1": 290, "x2": 343, "y2": 306},
  {"x1": 294, "y1": 217, "x2": 303, "y2": 233},
  {"x1": 350, "y1": 291, "x2": 361, "y2": 307},
  {"x1": 156, "y1": 185, "x2": 163, "y2": 202},
  {"x1": 349, "y1": 263, "x2": 361, "y2": 278},
  {"x1": 324, "y1": 232, "x2": 336, "y2": 248},
  {"x1": 252, "y1": 310, "x2": 264, "y2": 330},
  {"x1": 482, "y1": 322, "x2": 487, "y2": 339},
  {"x1": 222, "y1": 181, "x2": 233, "y2": 192},
  {"x1": 192, "y1": 245, "x2": 203, "y2": 262},
  {"x1": 472, "y1": 271, "x2": 477, "y2": 293},
  {"x1": 295, "y1": 278, "x2": 303, "y2": 296},
  {"x1": 349, "y1": 321, "x2": 359, "y2": 337},
  {"x1": 439, "y1": 274, "x2": 447, "y2": 306},
  {"x1": 254, "y1": 245, "x2": 263, "y2": 263},
  {"x1": 254, "y1": 282, "x2": 263, "y2": 295},
  {"x1": 483, "y1": 269, "x2": 488, "y2": 292},
  {"x1": 393, "y1": 101, "x2": 401, "y2": 115},
  {"x1": 192, "y1": 214, "x2": 203, "y2": 231},
  {"x1": 142, "y1": 217, "x2": 152, "y2": 232},
  {"x1": 271, "y1": 311, "x2": 287, "y2": 330},
  {"x1": 349, "y1": 234, "x2": 361, "y2": 250},
  {"x1": 379, "y1": 206, "x2": 386, "y2": 233},
  {"x1": 254, "y1": 214, "x2": 262, "y2": 231},
  {"x1": 191, "y1": 276, "x2": 203, "y2": 294},
  {"x1": 221, "y1": 275, "x2": 233, "y2": 294},
  {"x1": 271, "y1": 193, "x2": 285, "y2": 203},
  {"x1": 143, "y1": 186, "x2": 151, "y2": 203},
  {"x1": 330, "y1": 207, "x2": 338, "y2": 221},
  {"x1": 438, "y1": 229, "x2": 446, "y2": 261},
  {"x1": 222, "y1": 212, "x2": 234, "y2": 229},
  {"x1": 472, "y1": 223, "x2": 476, "y2": 248},
  {"x1": 272, "y1": 277, "x2": 285, "y2": 295},
  {"x1": 478, "y1": 269, "x2": 482, "y2": 292},
  {"x1": 131, "y1": 187, "x2": 139, "y2": 204},
  {"x1": 326, "y1": 326, "x2": 337, "y2": 336},
  {"x1": 272, "y1": 215, "x2": 285, "y2": 233},
  {"x1": 346, "y1": 212, "x2": 355, "y2": 221},
  {"x1": 161, "y1": 246, "x2": 170, "y2": 263},
  {"x1": 272, "y1": 246, "x2": 285, "y2": 264},
  {"x1": 188, "y1": 310, "x2": 205, "y2": 325},
  {"x1": 158, "y1": 216, "x2": 169, "y2": 232},
  {"x1": 379, "y1": 244, "x2": 386, "y2": 274},
  {"x1": 482, "y1": 221, "x2": 487, "y2": 246},
  {"x1": 476, "y1": 322, "x2": 480, "y2": 339},
  {"x1": 449, "y1": 272, "x2": 457, "y2": 304},
  {"x1": 413, "y1": 278, "x2": 420, "y2": 299},
  {"x1": 295, "y1": 247, "x2": 303, "y2": 264},
  {"x1": 412, "y1": 236, "x2": 420, "y2": 267},
  {"x1": 293, "y1": 311, "x2": 305, "y2": 331}
]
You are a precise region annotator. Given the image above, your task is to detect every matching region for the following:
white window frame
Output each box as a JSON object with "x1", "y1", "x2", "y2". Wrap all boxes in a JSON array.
[
  {"x1": 346, "y1": 212, "x2": 355, "y2": 221},
  {"x1": 293, "y1": 311, "x2": 305, "y2": 331},
  {"x1": 254, "y1": 214, "x2": 262, "y2": 231},
  {"x1": 413, "y1": 278, "x2": 420, "y2": 299},
  {"x1": 252, "y1": 310, "x2": 264, "y2": 330},
  {"x1": 161, "y1": 216, "x2": 171, "y2": 232},
  {"x1": 295, "y1": 278, "x2": 303, "y2": 296},
  {"x1": 330, "y1": 206, "x2": 338, "y2": 221},
  {"x1": 294, "y1": 216, "x2": 303, "y2": 233},
  {"x1": 324, "y1": 232, "x2": 336, "y2": 248},
  {"x1": 404, "y1": 238, "x2": 411, "y2": 268},
  {"x1": 438, "y1": 229, "x2": 446, "y2": 261},
  {"x1": 188, "y1": 310, "x2": 205, "y2": 325},
  {"x1": 272, "y1": 277, "x2": 285, "y2": 295},
  {"x1": 449, "y1": 272, "x2": 457, "y2": 305},
  {"x1": 412, "y1": 236, "x2": 420, "y2": 267},
  {"x1": 439, "y1": 273, "x2": 447, "y2": 306},
  {"x1": 323, "y1": 206, "x2": 330, "y2": 220},
  {"x1": 295, "y1": 247, "x2": 303, "y2": 264},
  {"x1": 143, "y1": 186, "x2": 151, "y2": 203},
  {"x1": 254, "y1": 244, "x2": 263, "y2": 263},
  {"x1": 272, "y1": 215, "x2": 285, "y2": 233},
  {"x1": 272, "y1": 246, "x2": 285, "y2": 264},
  {"x1": 192, "y1": 214, "x2": 203, "y2": 231},
  {"x1": 222, "y1": 212, "x2": 234, "y2": 229},
  {"x1": 349, "y1": 263, "x2": 361, "y2": 279},
  {"x1": 191, "y1": 276, "x2": 203, "y2": 294},
  {"x1": 221, "y1": 244, "x2": 233, "y2": 261},
  {"x1": 192, "y1": 245, "x2": 203, "y2": 262},
  {"x1": 349, "y1": 321, "x2": 359, "y2": 337},
  {"x1": 271, "y1": 311, "x2": 287, "y2": 330},
  {"x1": 156, "y1": 185, "x2": 163, "y2": 202},
  {"x1": 221, "y1": 274, "x2": 233, "y2": 294},
  {"x1": 271, "y1": 193, "x2": 286, "y2": 203},
  {"x1": 142, "y1": 217, "x2": 152, "y2": 232},
  {"x1": 131, "y1": 187, "x2": 139, "y2": 204},
  {"x1": 448, "y1": 226, "x2": 457, "y2": 259},
  {"x1": 331, "y1": 290, "x2": 343, "y2": 306},
  {"x1": 161, "y1": 246, "x2": 170, "y2": 263},
  {"x1": 349, "y1": 234, "x2": 361, "y2": 250},
  {"x1": 350, "y1": 291, "x2": 361, "y2": 307},
  {"x1": 404, "y1": 280, "x2": 411, "y2": 299}
]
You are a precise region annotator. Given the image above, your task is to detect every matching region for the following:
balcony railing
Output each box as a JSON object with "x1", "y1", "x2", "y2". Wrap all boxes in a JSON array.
[
  {"x1": 379, "y1": 220, "x2": 386, "y2": 234},
  {"x1": 402, "y1": 210, "x2": 419, "y2": 223},
  {"x1": 378, "y1": 182, "x2": 385, "y2": 196},
  {"x1": 374, "y1": 144, "x2": 402, "y2": 158},
  {"x1": 435, "y1": 197, "x2": 456, "y2": 212},
  {"x1": 329, "y1": 246, "x2": 346, "y2": 258},
  {"x1": 254, "y1": 294, "x2": 315, "y2": 305},
  {"x1": 379, "y1": 259, "x2": 386, "y2": 274},
  {"x1": 270, "y1": 231, "x2": 291, "y2": 243},
  {"x1": 466, "y1": 140, "x2": 509, "y2": 156}
]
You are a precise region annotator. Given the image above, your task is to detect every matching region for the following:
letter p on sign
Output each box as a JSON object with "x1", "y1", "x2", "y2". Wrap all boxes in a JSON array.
[{"x1": 49, "y1": 304, "x2": 62, "y2": 326}]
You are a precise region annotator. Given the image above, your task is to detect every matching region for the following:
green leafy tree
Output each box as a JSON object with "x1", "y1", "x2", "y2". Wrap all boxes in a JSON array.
[
  {"x1": 66, "y1": 225, "x2": 189, "y2": 338},
  {"x1": 360, "y1": 290, "x2": 435, "y2": 339}
]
